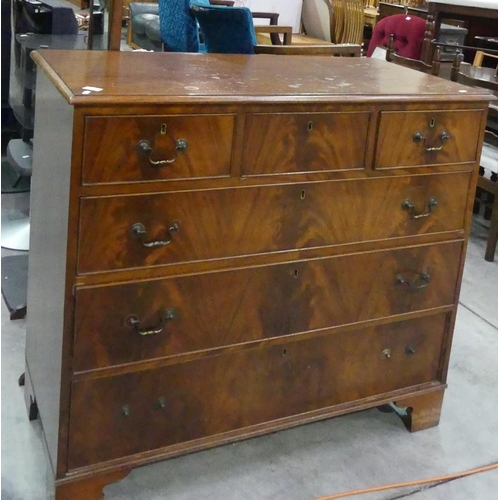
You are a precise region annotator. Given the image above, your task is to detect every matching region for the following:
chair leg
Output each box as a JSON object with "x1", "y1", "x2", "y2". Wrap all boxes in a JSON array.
[{"x1": 485, "y1": 193, "x2": 497, "y2": 262}]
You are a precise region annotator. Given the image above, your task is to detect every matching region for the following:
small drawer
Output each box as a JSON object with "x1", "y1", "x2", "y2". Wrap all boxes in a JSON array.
[
  {"x1": 81, "y1": 115, "x2": 234, "y2": 184},
  {"x1": 68, "y1": 314, "x2": 446, "y2": 468},
  {"x1": 74, "y1": 241, "x2": 461, "y2": 371},
  {"x1": 77, "y1": 172, "x2": 470, "y2": 274},
  {"x1": 242, "y1": 111, "x2": 370, "y2": 176},
  {"x1": 375, "y1": 109, "x2": 483, "y2": 169}
]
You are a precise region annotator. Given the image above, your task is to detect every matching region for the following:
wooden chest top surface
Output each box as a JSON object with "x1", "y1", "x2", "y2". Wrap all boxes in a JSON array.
[{"x1": 32, "y1": 50, "x2": 491, "y2": 106}]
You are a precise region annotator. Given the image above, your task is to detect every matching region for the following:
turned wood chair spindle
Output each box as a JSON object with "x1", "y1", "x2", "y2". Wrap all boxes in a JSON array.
[{"x1": 386, "y1": 33, "x2": 441, "y2": 76}]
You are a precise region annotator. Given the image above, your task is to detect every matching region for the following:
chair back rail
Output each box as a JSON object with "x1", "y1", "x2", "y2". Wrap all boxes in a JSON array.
[
  {"x1": 386, "y1": 33, "x2": 441, "y2": 76},
  {"x1": 450, "y1": 51, "x2": 498, "y2": 93},
  {"x1": 255, "y1": 43, "x2": 361, "y2": 56}
]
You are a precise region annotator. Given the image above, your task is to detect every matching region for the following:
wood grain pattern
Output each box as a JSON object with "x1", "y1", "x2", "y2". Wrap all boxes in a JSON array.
[
  {"x1": 77, "y1": 185, "x2": 297, "y2": 274},
  {"x1": 68, "y1": 314, "x2": 447, "y2": 469},
  {"x1": 295, "y1": 172, "x2": 471, "y2": 248},
  {"x1": 26, "y1": 50, "x2": 490, "y2": 499},
  {"x1": 242, "y1": 111, "x2": 369, "y2": 175},
  {"x1": 55, "y1": 468, "x2": 131, "y2": 500},
  {"x1": 77, "y1": 173, "x2": 470, "y2": 274},
  {"x1": 394, "y1": 388, "x2": 445, "y2": 432},
  {"x1": 82, "y1": 115, "x2": 234, "y2": 184},
  {"x1": 73, "y1": 241, "x2": 462, "y2": 371},
  {"x1": 30, "y1": 51, "x2": 492, "y2": 106},
  {"x1": 376, "y1": 109, "x2": 483, "y2": 168}
]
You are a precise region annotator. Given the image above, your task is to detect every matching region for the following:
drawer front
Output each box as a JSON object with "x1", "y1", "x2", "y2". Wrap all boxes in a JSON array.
[
  {"x1": 375, "y1": 109, "x2": 483, "y2": 169},
  {"x1": 78, "y1": 185, "x2": 297, "y2": 274},
  {"x1": 295, "y1": 172, "x2": 470, "y2": 249},
  {"x1": 77, "y1": 173, "x2": 469, "y2": 273},
  {"x1": 82, "y1": 115, "x2": 234, "y2": 184},
  {"x1": 74, "y1": 241, "x2": 461, "y2": 371},
  {"x1": 68, "y1": 314, "x2": 446, "y2": 469},
  {"x1": 242, "y1": 112, "x2": 370, "y2": 175}
]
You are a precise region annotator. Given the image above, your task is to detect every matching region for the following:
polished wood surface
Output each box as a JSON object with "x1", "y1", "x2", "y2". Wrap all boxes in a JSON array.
[
  {"x1": 394, "y1": 388, "x2": 445, "y2": 432},
  {"x1": 376, "y1": 109, "x2": 483, "y2": 168},
  {"x1": 26, "y1": 51, "x2": 490, "y2": 499},
  {"x1": 55, "y1": 469, "x2": 131, "y2": 500},
  {"x1": 68, "y1": 314, "x2": 446, "y2": 469},
  {"x1": 243, "y1": 111, "x2": 370, "y2": 174},
  {"x1": 82, "y1": 115, "x2": 234, "y2": 184},
  {"x1": 74, "y1": 241, "x2": 461, "y2": 371},
  {"x1": 30, "y1": 50, "x2": 491, "y2": 105},
  {"x1": 77, "y1": 174, "x2": 470, "y2": 273}
]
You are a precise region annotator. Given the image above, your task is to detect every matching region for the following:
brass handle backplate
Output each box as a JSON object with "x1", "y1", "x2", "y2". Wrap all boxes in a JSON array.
[
  {"x1": 136, "y1": 138, "x2": 188, "y2": 166},
  {"x1": 402, "y1": 197, "x2": 438, "y2": 219},
  {"x1": 413, "y1": 130, "x2": 450, "y2": 152},
  {"x1": 396, "y1": 271, "x2": 431, "y2": 290},
  {"x1": 126, "y1": 308, "x2": 176, "y2": 336},
  {"x1": 131, "y1": 222, "x2": 179, "y2": 248}
]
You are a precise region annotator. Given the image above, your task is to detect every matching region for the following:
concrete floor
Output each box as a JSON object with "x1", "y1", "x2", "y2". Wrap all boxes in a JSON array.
[{"x1": 1, "y1": 189, "x2": 498, "y2": 500}]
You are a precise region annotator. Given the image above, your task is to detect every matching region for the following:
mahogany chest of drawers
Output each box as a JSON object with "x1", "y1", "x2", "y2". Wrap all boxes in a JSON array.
[{"x1": 25, "y1": 50, "x2": 490, "y2": 499}]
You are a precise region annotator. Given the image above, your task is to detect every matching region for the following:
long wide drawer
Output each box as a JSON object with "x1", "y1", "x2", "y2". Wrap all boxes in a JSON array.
[
  {"x1": 73, "y1": 241, "x2": 461, "y2": 371},
  {"x1": 242, "y1": 111, "x2": 370, "y2": 175},
  {"x1": 375, "y1": 109, "x2": 483, "y2": 169},
  {"x1": 82, "y1": 115, "x2": 235, "y2": 184},
  {"x1": 77, "y1": 172, "x2": 470, "y2": 273},
  {"x1": 68, "y1": 314, "x2": 447, "y2": 469}
]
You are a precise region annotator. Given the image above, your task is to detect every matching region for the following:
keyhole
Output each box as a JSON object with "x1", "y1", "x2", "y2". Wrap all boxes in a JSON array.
[
  {"x1": 293, "y1": 269, "x2": 299, "y2": 278},
  {"x1": 429, "y1": 118, "x2": 436, "y2": 128},
  {"x1": 300, "y1": 190, "x2": 306, "y2": 200},
  {"x1": 283, "y1": 349, "x2": 287, "y2": 356},
  {"x1": 307, "y1": 121, "x2": 313, "y2": 132},
  {"x1": 160, "y1": 123, "x2": 167, "y2": 134}
]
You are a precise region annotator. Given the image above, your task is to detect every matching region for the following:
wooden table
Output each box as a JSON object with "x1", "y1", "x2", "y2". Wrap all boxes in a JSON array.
[
  {"x1": 255, "y1": 32, "x2": 333, "y2": 45},
  {"x1": 427, "y1": 0, "x2": 498, "y2": 63}
]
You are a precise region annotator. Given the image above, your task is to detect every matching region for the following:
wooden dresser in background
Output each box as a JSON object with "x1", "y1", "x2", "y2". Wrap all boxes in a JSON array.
[{"x1": 25, "y1": 50, "x2": 490, "y2": 499}]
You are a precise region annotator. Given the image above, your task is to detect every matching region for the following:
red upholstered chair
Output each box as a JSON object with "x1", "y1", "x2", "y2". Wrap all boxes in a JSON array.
[{"x1": 366, "y1": 14, "x2": 426, "y2": 59}]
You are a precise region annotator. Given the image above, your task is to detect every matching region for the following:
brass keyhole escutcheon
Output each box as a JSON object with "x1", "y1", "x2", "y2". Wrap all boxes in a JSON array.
[
  {"x1": 300, "y1": 190, "x2": 306, "y2": 200},
  {"x1": 121, "y1": 405, "x2": 131, "y2": 418},
  {"x1": 160, "y1": 123, "x2": 167, "y2": 134},
  {"x1": 307, "y1": 121, "x2": 313, "y2": 132},
  {"x1": 294, "y1": 269, "x2": 299, "y2": 278},
  {"x1": 429, "y1": 118, "x2": 436, "y2": 128},
  {"x1": 382, "y1": 349, "x2": 391, "y2": 360}
]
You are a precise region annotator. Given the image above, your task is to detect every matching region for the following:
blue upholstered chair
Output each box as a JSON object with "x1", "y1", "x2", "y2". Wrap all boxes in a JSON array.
[
  {"x1": 190, "y1": 0, "x2": 362, "y2": 57},
  {"x1": 190, "y1": 0, "x2": 257, "y2": 54},
  {"x1": 158, "y1": 0, "x2": 205, "y2": 52}
]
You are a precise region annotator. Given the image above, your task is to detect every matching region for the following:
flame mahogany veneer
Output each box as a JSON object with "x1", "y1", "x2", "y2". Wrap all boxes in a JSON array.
[{"x1": 24, "y1": 50, "x2": 490, "y2": 499}]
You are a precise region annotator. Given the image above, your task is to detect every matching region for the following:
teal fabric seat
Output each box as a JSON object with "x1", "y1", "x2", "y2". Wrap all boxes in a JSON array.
[
  {"x1": 159, "y1": 0, "x2": 210, "y2": 52},
  {"x1": 190, "y1": 0, "x2": 257, "y2": 54}
]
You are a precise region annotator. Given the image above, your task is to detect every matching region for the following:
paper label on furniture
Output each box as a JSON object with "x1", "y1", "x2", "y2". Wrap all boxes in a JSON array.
[
  {"x1": 372, "y1": 46, "x2": 388, "y2": 60},
  {"x1": 82, "y1": 86, "x2": 104, "y2": 92}
]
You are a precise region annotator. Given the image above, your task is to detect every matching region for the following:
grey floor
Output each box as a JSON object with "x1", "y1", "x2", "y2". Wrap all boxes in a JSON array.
[{"x1": 1, "y1": 188, "x2": 498, "y2": 500}]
